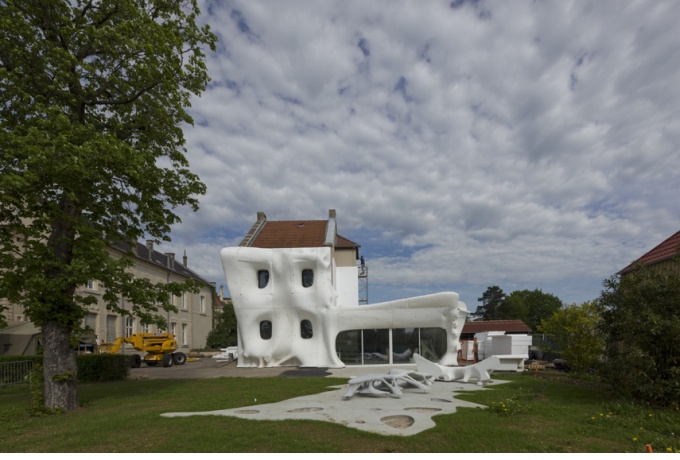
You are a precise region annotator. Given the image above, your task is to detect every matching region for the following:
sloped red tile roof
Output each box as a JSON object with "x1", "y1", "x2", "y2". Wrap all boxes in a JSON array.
[
  {"x1": 249, "y1": 220, "x2": 360, "y2": 250},
  {"x1": 462, "y1": 320, "x2": 532, "y2": 334},
  {"x1": 336, "y1": 234, "x2": 360, "y2": 249},
  {"x1": 619, "y1": 230, "x2": 680, "y2": 274},
  {"x1": 251, "y1": 220, "x2": 328, "y2": 248}
]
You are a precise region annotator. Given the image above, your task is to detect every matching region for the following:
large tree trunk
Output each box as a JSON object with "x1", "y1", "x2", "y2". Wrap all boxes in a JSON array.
[{"x1": 42, "y1": 320, "x2": 79, "y2": 411}]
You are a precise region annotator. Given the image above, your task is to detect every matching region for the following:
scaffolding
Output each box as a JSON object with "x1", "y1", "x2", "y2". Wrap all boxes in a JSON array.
[{"x1": 358, "y1": 265, "x2": 368, "y2": 304}]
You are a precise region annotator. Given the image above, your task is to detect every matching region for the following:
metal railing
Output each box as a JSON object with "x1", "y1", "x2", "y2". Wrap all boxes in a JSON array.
[{"x1": 0, "y1": 360, "x2": 34, "y2": 386}]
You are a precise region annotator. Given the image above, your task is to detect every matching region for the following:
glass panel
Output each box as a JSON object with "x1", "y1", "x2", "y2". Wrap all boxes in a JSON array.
[
  {"x1": 335, "y1": 330, "x2": 363, "y2": 365},
  {"x1": 258, "y1": 270, "x2": 269, "y2": 289},
  {"x1": 392, "y1": 328, "x2": 417, "y2": 363},
  {"x1": 418, "y1": 327, "x2": 447, "y2": 362},
  {"x1": 106, "y1": 315, "x2": 117, "y2": 342},
  {"x1": 125, "y1": 317, "x2": 134, "y2": 337},
  {"x1": 300, "y1": 320, "x2": 313, "y2": 339},
  {"x1": 301, "y1": 269, "x2": 314, "y2": 288},
  {"x1": 260, "y1": 320, "x2": 272, "y2": 340},
  {"x1": 362, "y1": 329, "x2": 390, "y2": 364},
  {"x1": 84, "y1": 313, "x2": 97, "y2": 330}
]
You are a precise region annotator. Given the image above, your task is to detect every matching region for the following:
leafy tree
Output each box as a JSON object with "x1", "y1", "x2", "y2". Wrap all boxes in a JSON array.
[
  {"x1": 476, "y1": 286, "x2": 561, "y2": 331},
  {"x1": 598, "y1": 264, "x2": 680, "y2": 407},
  {"x1": 538, "y1": 301, "x2": 603, "y2": 373},
  {"x1": 475, "y1": 286, "x2": 506, "y2": 320},
  {"x1": 506, "y1": 289, "x2": 563, "y2": 331},
  {"x1": 206, "y1": 300, "x2": 237, "y2": 349},
  {"x1": 0, "y1": 1, "x2": 216, "y2": 411},
  {"x1": 496, "y1": 291, "x2": 530, "y2": 322}
]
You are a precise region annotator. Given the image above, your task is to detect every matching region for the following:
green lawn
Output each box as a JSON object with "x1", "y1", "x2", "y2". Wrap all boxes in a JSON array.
[{"x1": 1, "y1": 372, "x2": 678, "y2": 452}]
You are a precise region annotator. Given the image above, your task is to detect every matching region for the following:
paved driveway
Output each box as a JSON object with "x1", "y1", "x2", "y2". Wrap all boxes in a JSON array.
[
  {"x1": 128, "y1": 357, "x2": 334, "y2": 380},
  {"x1": 133, "y1": 357, "x2": 502, "y2": 436}
]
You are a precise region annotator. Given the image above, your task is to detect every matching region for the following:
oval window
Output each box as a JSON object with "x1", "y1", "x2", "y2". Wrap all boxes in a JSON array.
[
  {"x1": 258, "y1": 270, "x2": 269, "y2": 289},
  {"x1": 260, "y1": 320, "x2": 272, "y2": 340},
  {"x1": 301, "y1": 269, "x2": 314, "y2": 288},
  {"x1": 301, "y1": 320, "x2": 313, "y2": 339}
]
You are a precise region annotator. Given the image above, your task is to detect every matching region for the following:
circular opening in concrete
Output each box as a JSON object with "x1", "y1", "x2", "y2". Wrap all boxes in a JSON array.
[
  {"x1": 235, "y1": 409, "x2": 260, "y2": 414},
  {"x1": 431, "y1": 398, "x2": 452, "y2": 403},
  {"x1": 381, "y1": 415, "x2": 415, "y2": 429},
  {"x1": 405, "y1": 407, "x2": 442, "y2": 413},
  {"x1": 287, "y1": 407, "x2": 323, "y2": 413}
]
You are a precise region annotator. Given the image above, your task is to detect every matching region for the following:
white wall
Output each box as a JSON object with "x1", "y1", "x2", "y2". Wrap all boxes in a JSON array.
[
  {"x1": 335, "y1": 266, "x2": 359, "y2": 307},
  {"x1": 221, "y1": 246, "x2": 468, "y2": 368}
]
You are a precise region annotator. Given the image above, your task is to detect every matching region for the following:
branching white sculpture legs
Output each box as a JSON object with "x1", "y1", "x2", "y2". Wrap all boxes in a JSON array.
[
  {"x1": 343, "y1": 370, "x2": 435, "y2": 400},
  {"x1": 414, "y1": 353, "x2": 500, "y2": 386}
]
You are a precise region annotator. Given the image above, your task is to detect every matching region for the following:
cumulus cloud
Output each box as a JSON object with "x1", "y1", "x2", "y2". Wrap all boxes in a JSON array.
[{"x1": 157, "y1": 0, "x2": 680, "y2": 307}]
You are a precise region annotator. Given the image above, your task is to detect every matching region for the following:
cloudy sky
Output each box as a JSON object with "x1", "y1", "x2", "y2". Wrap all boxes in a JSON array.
[{"x1": 157, "y1": 0, "x2": 680, "y2": 310}]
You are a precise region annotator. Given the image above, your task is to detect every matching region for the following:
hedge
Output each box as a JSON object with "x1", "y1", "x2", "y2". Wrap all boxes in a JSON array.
[
  {"x1": 0, "y1": 354, "x2": 129, "y2": 383},
  {"x1": 76, "y1": 354, "x2": 129, "y2": 383}
]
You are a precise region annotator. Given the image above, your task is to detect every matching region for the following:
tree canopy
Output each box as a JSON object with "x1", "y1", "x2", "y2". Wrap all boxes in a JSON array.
[
  {"x1": 0, "y1": 0, "x2": 216, "y2": 411},
  {"x1": 475, "y1": 285, "x2": 506, "y2": 320},
  {"x1": 475, "y1": 286, "x2": 562, "y2": 331},
  {"x1": 206, "y1": 300, "x2": 237, "y2": 349},
  {"x1": 506, "y1": 289, "x2": 562, "y2": 331}
]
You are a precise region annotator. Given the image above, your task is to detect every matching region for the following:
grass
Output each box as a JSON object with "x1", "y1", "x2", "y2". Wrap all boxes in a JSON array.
[{"x1": 1, "y1": 371, "x2": 679, "y2": 452}]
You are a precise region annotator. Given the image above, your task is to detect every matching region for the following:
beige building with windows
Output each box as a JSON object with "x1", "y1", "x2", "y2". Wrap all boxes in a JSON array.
[{"x1": 1, "y1": 240, "x2": 214, "y2": 355}]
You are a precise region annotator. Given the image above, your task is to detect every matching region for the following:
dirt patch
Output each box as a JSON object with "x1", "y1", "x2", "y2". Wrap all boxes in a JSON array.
[
  {"x1": 287, "y1": 407, "x2": 323, "y2": 413},
  {"x1": 381, "y1": 415, "x2": 415, "y2": 429}
]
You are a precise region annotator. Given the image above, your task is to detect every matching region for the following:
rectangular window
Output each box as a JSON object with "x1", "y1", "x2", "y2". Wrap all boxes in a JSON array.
[
  {"x1": 181, "y1": 323, "x2": 188, "y2": 346},
  {"x1": 258, "y1": 270, "x2": 269, "y2": 288},
  {"x1": 85, "y1": 280, "x2": 95, "y2": 290},
  {"x1": 84, "y1": 313, "x2": 97, "y2": 331},
  {"x1": 182, "y1": 293, "x2": 188, "y2": 310},
  {"x1": 363, "y1": 329, "x2": 390, "y2": 364},
  {"x1": 125, "y1": 317, "x2": 134, "y2": 337},
  {"x1": 141, "y1": 323, "x2": 150, "y2": 333},
  {"x1": 200, "y1": 296, "x2": 206, "y2": 314},
  {"x1": 170, "y1": 322, "x2": 177, "y2": 336},
  {"x1": 106, "y1": 315, "x2": 117, "y2": 342}
]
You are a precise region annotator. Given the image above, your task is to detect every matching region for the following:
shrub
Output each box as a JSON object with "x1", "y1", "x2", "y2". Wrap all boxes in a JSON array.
[
  {"x1": 598, "y1": 264, "x2": 680, "y2": 407},
  {"x1": 0, "y1": 355, "x2": 43, "y2": 365},
  {"x1": 539, "y1": 301, "x2": 604, "y2": 374},
  {"x1": 75, "y1": 354, "x2": 129, "y2": 383}
]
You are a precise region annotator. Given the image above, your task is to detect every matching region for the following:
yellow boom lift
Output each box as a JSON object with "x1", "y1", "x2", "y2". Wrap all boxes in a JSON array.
[{"x1": 98, "y1": 333, "x2": 187, "y2": 368}]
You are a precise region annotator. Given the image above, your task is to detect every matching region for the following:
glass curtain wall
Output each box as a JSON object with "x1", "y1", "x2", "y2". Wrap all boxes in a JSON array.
[{"x1": 336, "y1": 327, "x2": 447, "y2": 365}]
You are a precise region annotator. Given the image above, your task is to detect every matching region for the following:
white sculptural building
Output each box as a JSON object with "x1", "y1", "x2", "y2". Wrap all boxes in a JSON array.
[{"x1": 220, "y1": 210, "x2": 469, "y2": 368}]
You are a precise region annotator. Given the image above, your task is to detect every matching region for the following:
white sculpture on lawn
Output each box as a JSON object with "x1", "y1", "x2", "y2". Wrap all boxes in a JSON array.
[{"x1": 220, "y1": 246, "x2": 469, "y2": 368}]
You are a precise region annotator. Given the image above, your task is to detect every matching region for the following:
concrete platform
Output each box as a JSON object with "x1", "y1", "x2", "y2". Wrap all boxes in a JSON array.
[{"x1": 156, "y1": 360, "x2": 506, "y2": 436}]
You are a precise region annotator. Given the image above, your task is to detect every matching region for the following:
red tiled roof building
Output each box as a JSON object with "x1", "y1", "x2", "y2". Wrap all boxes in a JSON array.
[{"x1": 619, "y1": 230, "x2": 680, "y2": 275}]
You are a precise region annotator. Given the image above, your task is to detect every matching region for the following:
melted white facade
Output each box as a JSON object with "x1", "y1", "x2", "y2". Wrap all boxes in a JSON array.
[{"x1": 221, "y1": 246, "x2": 468, "y2": 368}]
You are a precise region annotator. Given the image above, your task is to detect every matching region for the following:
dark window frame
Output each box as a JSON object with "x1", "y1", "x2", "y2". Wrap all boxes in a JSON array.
[
  {"x1": 301, "y1": 319, "x2": 313, "y2": 339},
  {"x1": 301, "y1": 269, "x2": 314, "y2": 288},
  {"x1": 257, "y1": 270, "x2": 270, "y2": 289},
  {"x1": 260, "y1": 320, "x2": 272, "y2": 340}
]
